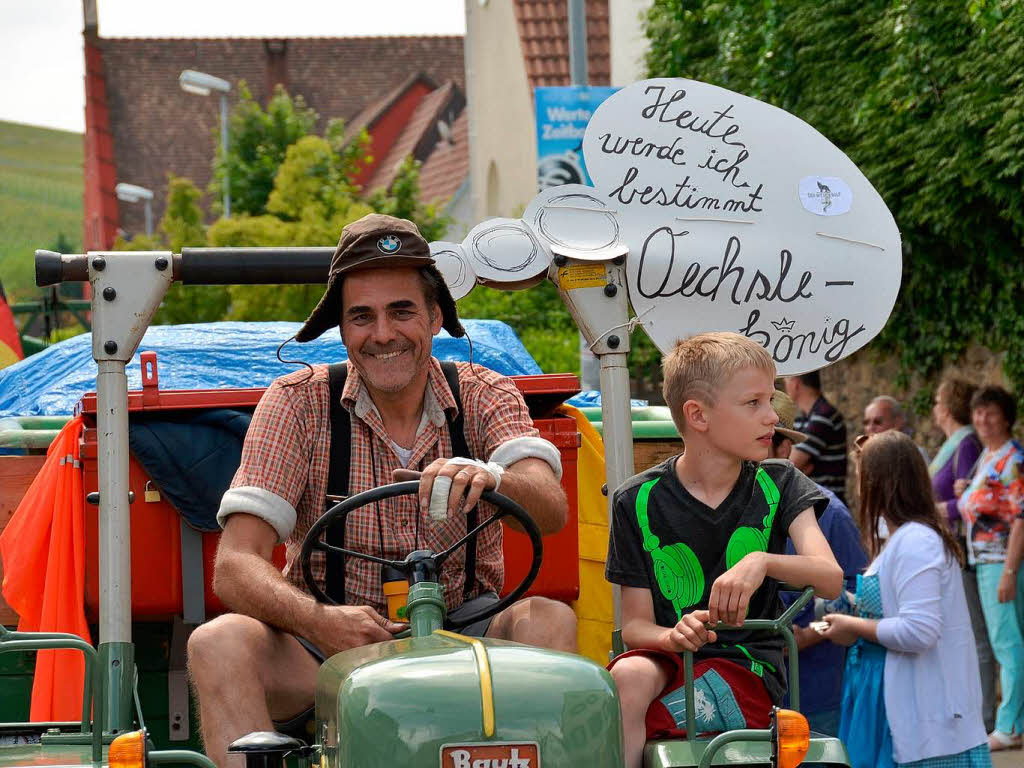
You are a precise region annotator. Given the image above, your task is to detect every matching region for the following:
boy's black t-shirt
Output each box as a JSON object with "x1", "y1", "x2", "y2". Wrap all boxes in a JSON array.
[{"x1": 606, "y1": 456, "x2": 827, "y2": 704}]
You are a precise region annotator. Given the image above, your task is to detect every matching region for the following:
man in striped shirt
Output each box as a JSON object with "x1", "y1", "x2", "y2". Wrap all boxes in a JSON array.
[{"x1": 784, "y1": 371, "x2": 848, "y2": 504}]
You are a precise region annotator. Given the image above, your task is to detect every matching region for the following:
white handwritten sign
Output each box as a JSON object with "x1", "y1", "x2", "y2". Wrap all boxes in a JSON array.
[
  {"x1": 523, "y1": 184, "x2": 624, "y2": 261},
  {"x1": 430, "y1": 241, "x2": 476, "y2": 300},
  {"x1": 461, "y1": 218, "x2": 550, "y2": 288},
  {"x1": 577, "y1": 78, "x2": 901, "y2": 374}
]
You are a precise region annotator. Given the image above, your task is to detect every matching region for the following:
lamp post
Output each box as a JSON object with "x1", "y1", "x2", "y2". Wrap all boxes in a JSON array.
[
  {"x1": 114, "y1": 182, "x2": 154, "y2": 236},
  {"x1": 179, "y1": 69, "x2": 232, "y2": 218}
]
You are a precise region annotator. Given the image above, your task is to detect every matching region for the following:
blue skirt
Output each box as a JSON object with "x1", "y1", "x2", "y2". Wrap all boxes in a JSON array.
[{"x1": 839, "y1": 639, "x2": 895, "y2": 768}]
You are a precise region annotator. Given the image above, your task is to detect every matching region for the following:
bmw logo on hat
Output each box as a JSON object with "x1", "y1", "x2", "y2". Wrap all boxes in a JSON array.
[{"x1": 377, "y1": 234, "x2": 402, "y2": 254}]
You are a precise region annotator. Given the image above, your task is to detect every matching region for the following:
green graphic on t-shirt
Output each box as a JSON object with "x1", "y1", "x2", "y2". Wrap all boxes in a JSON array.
[
  {"x1": 636, "y1": 478, "x2": 704, "y2": 618},
  {"x1": 634, "y1": 467, "x2": 782, "y2": 620},
  {"x1": 725, "y1": 468, "x2": 780, "y2": 570}
]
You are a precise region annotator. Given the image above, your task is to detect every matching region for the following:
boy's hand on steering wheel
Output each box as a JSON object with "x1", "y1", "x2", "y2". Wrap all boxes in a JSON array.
[
  {"x1": 708, "y1": 552, "x2": 767, "y2": 626},
  {"x1": 412, "y1": 457, "x2": 504, "y2": 520}
]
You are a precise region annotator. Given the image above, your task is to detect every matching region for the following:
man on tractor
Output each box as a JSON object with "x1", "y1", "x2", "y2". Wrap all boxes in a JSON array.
[{"x1": 187, "y1": 213, "x2": 576, "y2": 766}]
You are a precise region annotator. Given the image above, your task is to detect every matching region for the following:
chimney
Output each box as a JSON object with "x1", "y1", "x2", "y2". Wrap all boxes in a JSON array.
[
  {"x1": 264, "y1": 39, "x2": 289, "y2": 97},
  {"x1": 83, "y1": 0, "x2": 98, "y2": 36}
]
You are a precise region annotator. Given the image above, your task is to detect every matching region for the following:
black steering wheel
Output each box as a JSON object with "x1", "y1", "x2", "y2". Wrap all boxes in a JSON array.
[{"x1": 299, "y1": 480, "x2": 543, "y2": 630}]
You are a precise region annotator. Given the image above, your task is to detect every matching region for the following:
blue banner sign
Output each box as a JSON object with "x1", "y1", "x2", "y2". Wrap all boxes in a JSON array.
[{"x1": 535, "y1": 86, "x2": 619, "y2": 190}]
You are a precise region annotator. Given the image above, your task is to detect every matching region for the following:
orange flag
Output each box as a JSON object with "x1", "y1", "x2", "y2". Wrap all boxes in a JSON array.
[
  {"x1": 0, "y1": 417, "x2": 90, "y2": 721},
  {"x1": 0, "y1": 281, "x2": 24, "y2": 369}
]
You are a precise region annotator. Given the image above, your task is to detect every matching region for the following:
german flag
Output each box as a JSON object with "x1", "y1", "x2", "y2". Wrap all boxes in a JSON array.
[{"x1": 0, "y1": 280, "x2": 24, "y2": 369}]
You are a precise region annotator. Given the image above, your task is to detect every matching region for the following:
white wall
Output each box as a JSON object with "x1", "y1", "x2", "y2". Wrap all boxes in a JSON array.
[
  {"x1": 464, "y1": 0, "x2": 538, "y2": 223},
  {"x1": 609, "y1": 0, "x2": 652, "y2": 85}
]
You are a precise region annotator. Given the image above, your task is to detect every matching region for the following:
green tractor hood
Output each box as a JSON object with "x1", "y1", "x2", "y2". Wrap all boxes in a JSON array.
[{"x1": 316, "y1": 631, "x2": 622, "y2": 768}]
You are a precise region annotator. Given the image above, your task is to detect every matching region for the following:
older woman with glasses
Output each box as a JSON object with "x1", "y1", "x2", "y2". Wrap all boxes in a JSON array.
[{"x1": 956, "y1": 385, "x2": 1024, "y2": 751}]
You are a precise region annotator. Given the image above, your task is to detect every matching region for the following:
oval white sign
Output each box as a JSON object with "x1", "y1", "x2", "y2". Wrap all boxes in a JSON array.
[{"x1": 579, "y1": 78, "x2": 901, "y2": 374}]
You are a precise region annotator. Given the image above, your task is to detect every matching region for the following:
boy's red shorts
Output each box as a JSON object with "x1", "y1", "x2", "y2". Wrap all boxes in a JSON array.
[{"x1": 609, "y1": 650, "x2": 773, "y2": 740}]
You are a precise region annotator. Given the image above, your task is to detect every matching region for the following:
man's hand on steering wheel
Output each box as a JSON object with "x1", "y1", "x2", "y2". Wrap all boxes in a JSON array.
[{"x1": 394, "y1": 457, "x2": 504, "y2": 520}]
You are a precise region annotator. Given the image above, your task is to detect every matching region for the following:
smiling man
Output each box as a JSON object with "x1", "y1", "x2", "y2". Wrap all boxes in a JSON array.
[{"x1": 187, "y1": 214, "x2": 574, "y2": 767}]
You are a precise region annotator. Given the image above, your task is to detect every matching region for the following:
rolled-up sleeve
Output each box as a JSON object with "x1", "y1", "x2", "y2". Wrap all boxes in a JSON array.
[{"x1": 217, "y1": 381, "x2": 311, "y2": 542}]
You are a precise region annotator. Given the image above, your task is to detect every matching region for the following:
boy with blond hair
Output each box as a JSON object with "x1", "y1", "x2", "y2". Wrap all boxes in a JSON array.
[{"x1": 606, "y1": 332, "x2": 842, "y2": 768}]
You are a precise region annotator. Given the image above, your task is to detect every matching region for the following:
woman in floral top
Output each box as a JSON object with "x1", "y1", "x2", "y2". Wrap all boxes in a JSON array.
[{"x1": 956, "y1": 385, "x2": 1024, "y2": 751}]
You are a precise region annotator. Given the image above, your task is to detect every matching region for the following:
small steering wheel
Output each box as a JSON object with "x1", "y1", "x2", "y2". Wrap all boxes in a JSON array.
[{"x1": 299, "y1": 480, "x2": 543, "y2": 630}]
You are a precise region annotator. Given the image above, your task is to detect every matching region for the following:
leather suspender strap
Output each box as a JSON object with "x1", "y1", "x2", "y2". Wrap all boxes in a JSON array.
[
  {"x1": 438, "y1": 363, "x2": 477, "y2": 599},
  {"x1": 325, "y1": 363, "x2": 351, "y2": 604},
  {"x1": 323, "y1": 362, "x2": 475, "y2": 605}
]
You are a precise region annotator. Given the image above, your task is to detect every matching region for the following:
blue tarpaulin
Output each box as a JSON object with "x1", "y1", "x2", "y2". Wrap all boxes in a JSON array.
[{"x1": 0, "y1": 320, "x2": 543, "y2": 417}]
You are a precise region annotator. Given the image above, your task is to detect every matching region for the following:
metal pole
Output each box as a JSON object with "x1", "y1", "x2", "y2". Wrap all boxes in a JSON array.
[
  {"x1": 568, "y1": 0, "x2": 588, "y2": 87},
  {"x1": 96, "y1": 359, "x2": 135, "y2": 732},
  {"x1": 143, "y1": 200, "x2": 153, "y2": 236},
  {"x1": 599, "y1": 352, "x2": 634, "y2": 628},
  {"x1": 220, "y1": 92, "x2": 231, "y2": 218},
  {"x1": 568, "y1": 0, "x2": 601, "y2": 388}
]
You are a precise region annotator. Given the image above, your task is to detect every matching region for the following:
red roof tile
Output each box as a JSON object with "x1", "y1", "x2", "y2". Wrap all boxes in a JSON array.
[
  {"x1": 418, "y1": 109, "x2": 469, "y2": 206},
  {"x1": 366, "y1": 81, "x2": 464, "y2": 195},
  {"x1": 512, "y1": 0, "x2": 610, "y2": 89},
  {"x1": 343, "y1": 72, "x2": 439, "y2": 145}
]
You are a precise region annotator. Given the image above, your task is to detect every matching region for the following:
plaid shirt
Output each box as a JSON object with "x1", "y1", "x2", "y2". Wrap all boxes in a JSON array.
[{"x1": 224, "y1": 359, "x2": 540, "y2": 614}]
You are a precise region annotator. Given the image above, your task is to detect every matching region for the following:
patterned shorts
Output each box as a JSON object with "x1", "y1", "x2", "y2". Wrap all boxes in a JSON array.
[{"x1": 609, "y1": 650, "x2": 773, "y2": 739}]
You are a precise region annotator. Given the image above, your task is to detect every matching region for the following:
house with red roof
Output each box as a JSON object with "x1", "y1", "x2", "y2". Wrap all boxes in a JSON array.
[{"x1": 81, "y1": 0, "x2": 471, "y2": 249}]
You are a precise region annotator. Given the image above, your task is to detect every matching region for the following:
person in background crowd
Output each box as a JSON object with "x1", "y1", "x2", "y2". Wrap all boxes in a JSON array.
[
  {"x1": 785, "y1": 372, "x2": 848, "y2": 504},
  {"x1": 863, "y1": 395, "x2": 906, "y2": 437},
  {"x1": 825, "y1": 431, "x2": 990, "y2": 768},
  {"x1": 955, "y1": 385, "x2": 1024, "y2": 751},
  {"x1": 930, "y1": 377, "x2": 994, "y2": 732},
  {"x1": 771, "y1": 391, "x2": 867, "y2": 737},
  {"x1": 864, "y1": 395, "x2": 929, "y2": 460}
]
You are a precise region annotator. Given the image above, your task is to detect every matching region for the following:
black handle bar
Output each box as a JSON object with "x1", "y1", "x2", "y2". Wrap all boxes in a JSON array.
[{"x1": 35, "y1": 247, "x2": 339, "y2": 287}]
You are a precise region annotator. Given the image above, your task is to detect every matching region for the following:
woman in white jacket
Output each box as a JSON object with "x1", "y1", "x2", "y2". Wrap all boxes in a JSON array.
[{"x1": 822, "y1": 430, "x2": 991, "y2": 768}]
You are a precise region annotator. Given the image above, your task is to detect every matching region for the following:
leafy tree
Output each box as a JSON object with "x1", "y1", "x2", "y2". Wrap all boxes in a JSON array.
[
  {"x1": 645, "y1": 0, "x2": 1024, "y2": 404},
  {"x1": 210, "y1": 136, "x2": 447, "y2": 325},
  {"x1": 366, "y1": 157, "x2": 449, "y2": 242},
  {"x1": 211, "y1": 83, "x2": 320, "y2": 216}
]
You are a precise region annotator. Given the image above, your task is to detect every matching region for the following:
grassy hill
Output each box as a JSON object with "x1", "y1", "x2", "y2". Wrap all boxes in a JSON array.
[{"x1": 0, "y1": 120, "x2": 83, "y2": 303}]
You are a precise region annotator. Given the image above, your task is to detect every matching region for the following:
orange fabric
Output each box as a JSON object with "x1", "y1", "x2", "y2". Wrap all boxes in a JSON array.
[{"x1": 0, "y1": 417, "x2": 90, "y2": 721}]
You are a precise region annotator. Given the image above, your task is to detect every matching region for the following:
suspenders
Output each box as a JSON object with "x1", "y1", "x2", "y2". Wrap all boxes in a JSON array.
[{"x1": 324, "y1": 362, "x2": 475, "y2": 604}]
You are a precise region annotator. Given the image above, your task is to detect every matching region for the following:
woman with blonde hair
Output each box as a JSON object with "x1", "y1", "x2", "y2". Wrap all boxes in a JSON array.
[{"x1": 823, "y1": 431, "x2": 990, "y2": 768}]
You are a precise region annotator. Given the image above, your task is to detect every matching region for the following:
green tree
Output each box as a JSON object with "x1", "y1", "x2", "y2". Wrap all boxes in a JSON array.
[
  {"x1": 645, "y1": 0, "x2": 1024, "y2": 403},
  {"x1": 211, "y1": 135, "x2": 450, "y2": 325},
  {"x1": 212, "y1": 83, "x2": 320, "y2": 216}
]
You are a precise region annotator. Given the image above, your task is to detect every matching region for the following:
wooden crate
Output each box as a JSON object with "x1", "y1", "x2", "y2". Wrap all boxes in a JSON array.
[{"x1": 634, "y1": 438, "x2": 682, "y2": 473}]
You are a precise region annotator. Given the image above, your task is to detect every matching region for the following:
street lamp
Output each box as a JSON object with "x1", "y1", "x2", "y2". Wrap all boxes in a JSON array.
[
  {"x1": 179, "y1": 69, "x2": 232, "y2": 218},
  {"x1": 114, "y1": 182, "x2": 155, "y2": 236}
]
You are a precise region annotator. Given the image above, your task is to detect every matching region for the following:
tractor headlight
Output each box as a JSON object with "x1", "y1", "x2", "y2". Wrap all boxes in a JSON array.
[
  {"x1": 109, "y1": 729, "x2": 148, "y2": 768},
  {"x1": 771, "y1": 707, "x2": 810, "y2": 768}
]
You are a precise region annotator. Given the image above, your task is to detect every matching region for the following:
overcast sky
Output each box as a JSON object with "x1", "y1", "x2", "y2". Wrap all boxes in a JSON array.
[{"x1": 0, "y1": 0, "x2": 467, "y2": 134}]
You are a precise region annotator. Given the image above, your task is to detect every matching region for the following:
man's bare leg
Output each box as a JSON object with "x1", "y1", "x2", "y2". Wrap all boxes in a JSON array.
[
  {"x1": 187, "y1": 613, "x2": 320, "y2": 768},
  {"x1": 487, "y1": 596, "x2": 578, "y2": 652}
]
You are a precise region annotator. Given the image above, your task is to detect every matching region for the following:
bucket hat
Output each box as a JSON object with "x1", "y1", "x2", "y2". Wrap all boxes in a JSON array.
[
  {"x1": 771, "y1": 390, "x2": 810, "y2": 444},
  {"x1": 295, "y1": 213, "x2": 465, "y2": 342}
]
